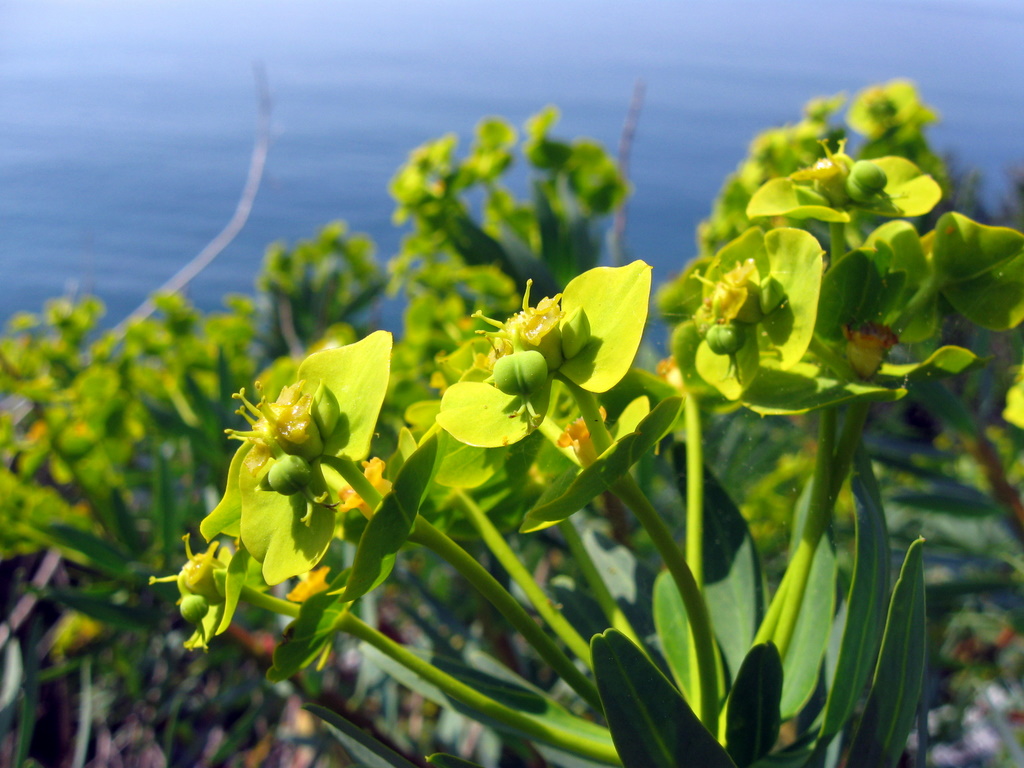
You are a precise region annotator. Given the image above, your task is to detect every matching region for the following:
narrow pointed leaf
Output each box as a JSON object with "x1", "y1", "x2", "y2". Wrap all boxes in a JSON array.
[
  {"x1": 520, "y1": 396, "x2": 683, "y2": 532},
  {"x1": 725, "y1": 643, "x2": 783, "y2": 768},
  {"x1": 428, "y1": 755, "x2": 487, "y2": 768},
  {"x1": 817, "y1": 447, "x2": 890, "y2": 744},
  {"x1": 268, "y1": 592, "x2": 347, "y2": 682},
  {"x1": 344, "y1": 433, "x2": 441, "y2": 601},
  {"x1": 306, "y1": 703, "x2": 420, "y2": 768},
  {"x1": 846, "y1": 539, "x2": 926, "y2": 768},
  {"x1": 592, "y1": 629, "x2": 736, "y2": 768}
]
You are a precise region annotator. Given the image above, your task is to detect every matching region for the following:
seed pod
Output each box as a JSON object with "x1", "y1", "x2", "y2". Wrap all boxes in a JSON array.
[
  {"x1": 492, "y1": 350, "x2": 549, "y2": 397},
  {"x1": 705, "y1": 322, "x2": 746, "y2": 356},
  {"x1": 845, "y1": 160, "x2": 888, "y2": 203},
  {"x1": 180, "y1": 593, "x2": 210, "y2": 624},
  {"x1": 265, "y1": 454, "x2": 313, "y2": 496}
]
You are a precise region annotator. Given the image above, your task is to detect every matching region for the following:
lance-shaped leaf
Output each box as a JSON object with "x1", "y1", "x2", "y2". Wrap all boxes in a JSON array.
[
  {"x1": 268, "y1": 590, "x2": 348, "y2": 682},
  {"x1": 846, "y1": 539, "x2": 926, "y2": 768},
  {"x1": 559, "y1": 260, "x2": 652, "y2": 393},
  {"x1": 306, "y1": 703, "x2": 421, "y2": 768},
  {"x1": 343, "y1": 433, "x2": 441, "y2": 602},
  {"x1": 520, "y1": 396, "x2": 683, "y2": 532},
  {"x1": 428, "y1": 756, "x2": 487, "y2": 768},
  {"x1": 816, "y1": 447, "x2": 890, "y2": 747},
  {"x1": 295, "y1": 330, "x2": 393, "y2": 460},
  {"x1": 592, "y1": 630, "x2": 736, "y2": 768},
  {"x1": 779, "y1": 529, "x2": 836, "y2": 719},
  {"x1": 724, "y1": 643, "x2": 783, "y2": 768}
]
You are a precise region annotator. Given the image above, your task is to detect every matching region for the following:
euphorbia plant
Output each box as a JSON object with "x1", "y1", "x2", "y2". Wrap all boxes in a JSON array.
[{"x1": 153, "y1": 83, "x2": 1024, "y2": 768}]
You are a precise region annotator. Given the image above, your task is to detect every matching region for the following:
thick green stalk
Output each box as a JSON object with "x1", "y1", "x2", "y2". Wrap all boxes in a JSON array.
[
  {"x1": 409, "y1": 517, "x2": 603, "y2": 711},
  {"x1": 685, "y1": 396, "x2": 704, "y2": 592},
  {"x1": 454, "y1": 490, "x2": 594, "y2": 665},
  {"x1": 769, "y1": 408, "x2": 837, "y2": 658},
  {"x1": 684, "y1": 396, "x2": 707, "y2": 717},
  {"x1": 337, "y1": 611, "x2": 621, "y2": 765},
  {"x1": 558, "y1": 519, "x2": 642, "y2": 647},
  {"x1": 613, "y1": 474, "x2": 720, "y2": 732},
  {"x1": 240, "y1": 584, "x2": 300, "y2": 618},
  {"x1": 327, "y1": 455, "x2": 383, "y2": 508},
  {"x1": 561, "y1": 379, "x2": 613, "y2": 454}
]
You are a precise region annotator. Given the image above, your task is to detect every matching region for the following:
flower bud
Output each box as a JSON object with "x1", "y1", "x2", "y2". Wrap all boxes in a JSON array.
[
  {"x1": 493, "y1": 350, "x2": 549, "y2": 397},
  {"x1": 180, "y1": 538, "x2": 225, "y2": 603},
  {"x1": 311, "y1": 380, "x2": 340, "y2": 441},
  {"x1": 264, "y1": 454, "x2": 313, "y2": 496},
  {"x1": 706, "y1": 322, "x2": 746, "y2": 356}
]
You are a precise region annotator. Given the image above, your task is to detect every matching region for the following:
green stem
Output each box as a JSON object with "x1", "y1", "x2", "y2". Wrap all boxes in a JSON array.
[
  {"x1": 561, "y1": 378, "x2": 613, "y2": 455},
  {"x1": 240, "y1": 584, "x2": 300, "y2": 619},
  {"x1": 454, "y1": 490, "x2": 594, "y2": 665},
  {"x1": 558, "y1": 519, "x2": 642, "y2": 646},
  {"x1": 612, "y1": 475, "x2": 720, "y2": 732},
  {"x1": 684, "y1": 396, "x2": 707, "y2": 717},
  {"x1": 769, "y1": 408, "x2": 837, "y2": 659},
  {"x1": 337, "y1": 611, "x2": 621, "y2": 765},
  {"x1": 409, "y1": 517, "x2": 603, "y2": 711},
  {"x1": 685, "y1": 397, "x2": 704, "y2": 592},
  {"x1": 327, "y1": 455, "x2": 384, "y2": 509},
  {"x1": 830, "y1": 400, "x2": 871, "y2": 500}
]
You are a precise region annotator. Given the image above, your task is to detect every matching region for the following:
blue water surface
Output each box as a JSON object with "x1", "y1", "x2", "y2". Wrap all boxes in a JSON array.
[{"x1": 1, "y1": 0, "x2": 1022, "y2": 326}]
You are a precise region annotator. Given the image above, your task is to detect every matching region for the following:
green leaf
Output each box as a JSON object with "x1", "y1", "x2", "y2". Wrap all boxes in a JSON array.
[
  {"x1": 46, "y1": 589, "x2": 163, "y2": 631},
  {"x1": 817, "y1": 447, "x2": 890, "y2": 745},
  {"x1": 360, "y1": 643, "x2": 614, "y2": 757},
  {"x1": 780, "y1": 534, "x2": 836, "y2": 719},
  {"x1": 890, "y1": 487, "x2": 1004, "y2": 517},
  {"x1": 846, "y1": 539, "x2": 926, "y2": 768},
  {"x1": 591, "y1": 630, "x2": 736, "y2": 768},
  {"x1": 724, "y1": 643, "x2": 783, "y2": 768},
  {"x1": 47, "y1": 524, "x2": 134, "y2": 579},
  {"x1": 296, "y1": 330, "x2": 393, "y2": 460},
  {"x1": 877, "y1": 346, "x2": 986, "y2": 382},
  {"x1": 931, "y1": 213, "x2": 1024, "y2": 331},
  {"x1": 742, "y1": 362, "x2": 904, "y2": 415},
  {"x1": 200, "y1": 442, "x2": 249, "y2": 541},
  {"x1": 520, "y1": 396, "x2": 683, "y2": 532},
  {"x1": 747, "y1": 178, "x2": 850, "y2": 223},
  {"x1": 428, "y1": 755, "x2": 487, "y2": 768},
  {"x1": 217, "y1": 547, "x2": 253, "y2": 635},
  {"x1": 815, "y1": 248, "x2": 890, "y2": 343},
  {"x1": 239, "y1": 466, "x2": 336, "y2": 586},
  {"x1": 433, "y1": 431, "x2": 507, "y2": 488},
  {"x1": 760, "y1": 228, "x2": 825, "y2": 369},
  {"x1": 559, "y1": 261, "x2": 653, "y2": 393},
  {"x1": 344, "y1": 434, "x2": 441, "y2": 602},
  {"x1": 664, "y1": 448, "x2": 764, "y2": 685},
  {"x1": 864, "y1": 221, "x2": 936, "y2": 343},
  {"x1": 437, "y1": 380, "x2": 549, "y2": 448},
  {"x1": 860, "y1": 156, "x2": 941, "y2": 217},
  {"x1": 305, "y1": 703, "x2": 420, "y2": 768},
  {"x1": 653, "y1": 571, "x2": 696, "y2": 702},
  {"x1": 268, "y1": 592, "x2": 347, "y2": 682}
]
